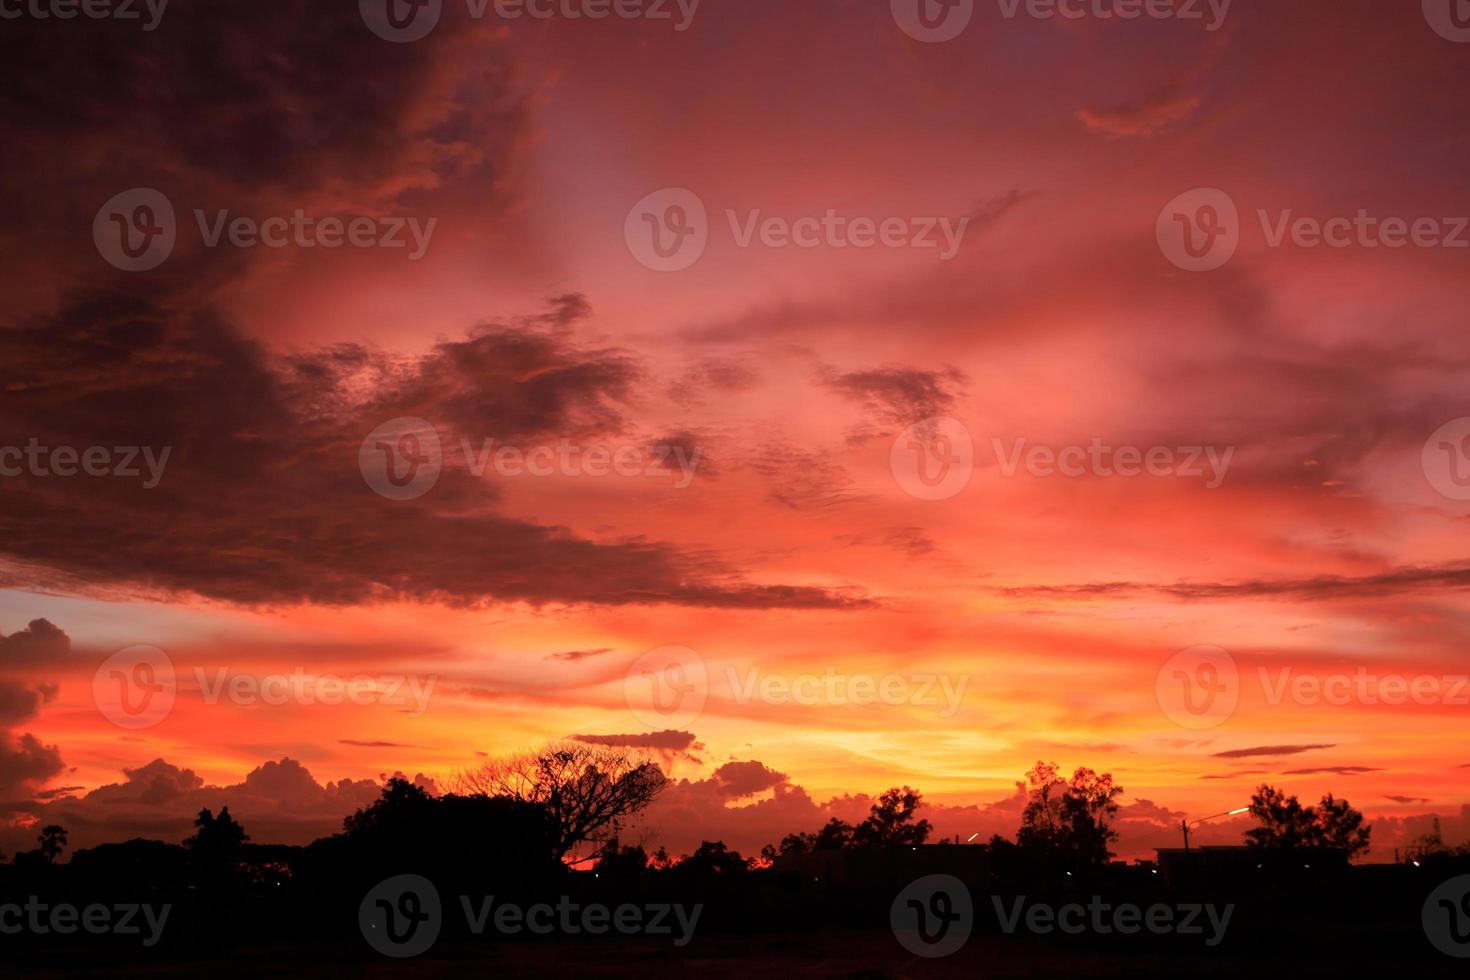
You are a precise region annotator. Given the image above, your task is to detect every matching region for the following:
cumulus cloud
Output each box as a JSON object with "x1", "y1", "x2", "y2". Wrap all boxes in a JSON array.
[
  {"x1": 0, "y1": 756, "x2": 431, "y2": 855},
  {"x1": 0, "y1": 620, "x2": 67, "y2": 798}
]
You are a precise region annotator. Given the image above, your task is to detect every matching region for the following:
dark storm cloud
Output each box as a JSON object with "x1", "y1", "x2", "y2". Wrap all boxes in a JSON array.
[{"x1": 0, "y1": 292, "x2": 869, "y2": 609}]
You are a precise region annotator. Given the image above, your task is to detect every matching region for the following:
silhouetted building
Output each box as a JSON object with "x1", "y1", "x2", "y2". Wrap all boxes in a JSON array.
[{"x1": 772, "y1": 844, "x2": 990, "y2": 890}]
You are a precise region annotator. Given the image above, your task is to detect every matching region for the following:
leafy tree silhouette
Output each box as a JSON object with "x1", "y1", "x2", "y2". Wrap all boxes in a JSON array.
[
  {"x1": 592, "y1": 837, "x2": 649, "y2": 881},
  {"x1": 678, "y1": 840, "x2": 751, "y2": 875},
  {"x1": 1245, "y1": 784, "x2": 1371, "y2": 857},
  {"x1": 1014, "y1": 761, "x2": 1123, "y2": 868},
  {"x1": 762, "y1": 787, "x2": 932, "y2": 859},
  {"x1": 186, "y1": 807, "x2": 250, "y2": 859},
  {"x1": 314, "y1": 776, "x2": 562, "y2": 893},
  {"x1": 853, "y1": 787, "x2": 932, "y2": 848},
  {"x1": 37, "y1": 824, "x2": 67, "y2": 863}
]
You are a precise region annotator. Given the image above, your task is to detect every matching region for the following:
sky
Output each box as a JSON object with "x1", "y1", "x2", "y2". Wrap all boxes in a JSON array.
[{"x1": 1, "y1": 0, "x2": 1469, "y2": 863}]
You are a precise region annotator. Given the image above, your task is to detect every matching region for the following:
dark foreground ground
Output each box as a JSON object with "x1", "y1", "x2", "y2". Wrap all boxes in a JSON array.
[
  {"x1": 4, "y1": 927, "x2": 1466, "y2": 980},
  {"x1": 4, "y1": 849, "x2": 1467, "y2": 977}
]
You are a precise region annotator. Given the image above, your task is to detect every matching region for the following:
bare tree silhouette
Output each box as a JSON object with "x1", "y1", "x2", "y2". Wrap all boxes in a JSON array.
[{"x1": 455, "y1": 741, "x2": 667, "y2": 861}]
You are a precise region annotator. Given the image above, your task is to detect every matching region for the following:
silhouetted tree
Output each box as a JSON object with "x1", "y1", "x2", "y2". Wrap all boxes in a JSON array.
[
  {"x1": 321, "y1": 777, "x2": 562, "y2": 891},
  {"x1": 853, "y1": 787, "x2": 932, "y2": 847},
  {"x1": 678, "y1": 840, "x2": 750, "y2": 874},
  {"x1": 594, "y1": 837, "x2": 649, "y2": 880},
  {"x1": 763, "y1": 817, "x2": 855, "y2": 859},
  {"x1": 762, "y1": 788, "x2": 933, "y2": 859},
  {"x1": 341, "y1": 776, "x2": 433, "y2": 836},
  {"x1": 186, "y1": 807, "x2": 249, "y2": 860},
  {"x1": 455, "y1": 742, "x2": 668, "y2": 861},
  {"x1": 1016, "y1": 761, "x2": 1123, "y2": 866},
  {"x1": 37, "y1": 824, "x2": 67, "y2": 863},
  {"x1": 1245, "y1": 784, "x2": 1370, "y2": 857}
]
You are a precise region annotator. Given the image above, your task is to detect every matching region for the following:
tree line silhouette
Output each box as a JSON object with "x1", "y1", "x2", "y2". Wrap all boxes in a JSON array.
[{"x1": 2, "y1": 748, "x2": 1464, "y2": 963}]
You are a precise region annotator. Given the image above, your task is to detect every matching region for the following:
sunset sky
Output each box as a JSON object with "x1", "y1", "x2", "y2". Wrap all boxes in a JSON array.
[{"x1": 1, "y1": 0, "x2": 1469, "y2": 863}]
